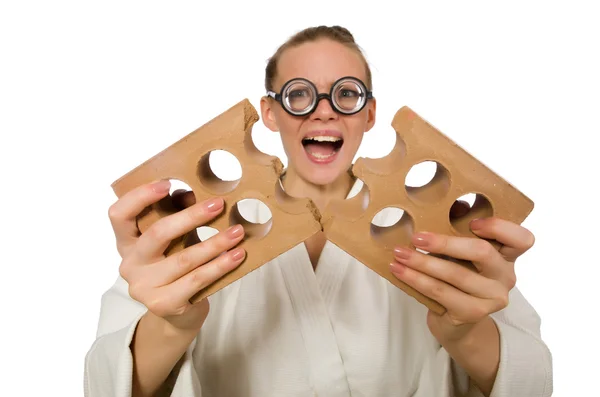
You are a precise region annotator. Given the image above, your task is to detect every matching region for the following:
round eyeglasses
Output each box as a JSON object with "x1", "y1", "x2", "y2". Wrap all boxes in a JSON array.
[{"x1": 266, "y1": 76, "x2": 373, "y2": 116}]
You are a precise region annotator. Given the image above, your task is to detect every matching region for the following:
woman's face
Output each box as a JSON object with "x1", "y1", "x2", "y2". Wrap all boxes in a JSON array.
[{"x1": 260, "y1": 38, "x2": 376, "y2": 186}]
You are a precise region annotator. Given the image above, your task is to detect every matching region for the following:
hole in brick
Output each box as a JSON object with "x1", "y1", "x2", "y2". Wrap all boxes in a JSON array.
[
  {"x1": 230, "y1": 198, "x2": 273, "y2": 240},
  {"x1": 151, "y1": 179, "x2": 195, "y2": 214},
  {"x1": 346, "y1": 177, "x2": 366, "y2": 199},
  {"x1": 197, "y1": 150, "x2": 242, "y2": 194},
  {"x1": 166, "y1": 179, "x2": 196, "y2": 209},
  {"x1": 341, "y1": 177, "x2": 370, "y2": 214},
  {"x1": 405, "y1": 161, "x2": 451, "y2": 204},
  {"x1": 455, "y1": 192, "x2": 476, "y2": 207},
  {"x1": 405, "y1": 161, "x2": 436, "y2": 187},
  {"x1": 196, "y1": 226, "x2": 219, "y2": 242},
  {"x1": 169, "y1": 179, "x2": 192, "y2": 196},
  {"x1": 370, "y1": 207, "x2": 414, "y2": 247},
  {"x1": 372, "y1": 207, "x2": 404, "y2": 227},
  {"x1": 209, "y1": 150, "x2": 242, "y2": 180},
  {"x1": 449, "y1": 193, "x2": 493, "y2": 235}
]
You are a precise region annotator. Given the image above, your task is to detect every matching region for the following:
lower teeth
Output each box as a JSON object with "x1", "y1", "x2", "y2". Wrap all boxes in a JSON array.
[{"x1": 308, "y1": 150, "x2": 336, "y2": 159}]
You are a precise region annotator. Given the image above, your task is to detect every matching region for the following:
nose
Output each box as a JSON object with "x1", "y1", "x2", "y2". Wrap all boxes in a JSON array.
[{"x1": 310, "y1": 95, "x2": 338, "y2": 121}]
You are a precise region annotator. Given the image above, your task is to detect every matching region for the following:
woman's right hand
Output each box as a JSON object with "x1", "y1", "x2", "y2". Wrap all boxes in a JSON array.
[{"x1": 108, "y1": 179, "x2": 246, "y2": 333}]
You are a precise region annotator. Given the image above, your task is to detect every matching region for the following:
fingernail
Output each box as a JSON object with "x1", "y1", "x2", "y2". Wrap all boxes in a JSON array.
[
  {"x1": 152, "y1": 179, "x2": 171, "y2": 193},
  {"x1": 226, "y1": 224, "x2": 244, "y2": 239},
  {"x1": 390, "y1": 262, "x2": 406, "y2": 274},
  {"x1": 203, "y1": 197, "x2": 224, "y2": 212},
  {"x1": 412, "y1": 232, "x2": 431, "y2": 247},
  {"x1": 470, "y1": 218, "x2": 483, "y2": 230},
  {"x1": 231, "y1": 247, "x2": 245, "y2": 261},
  {"x1": 393, "y1": 247, "x2": 411, "y2": 260}
]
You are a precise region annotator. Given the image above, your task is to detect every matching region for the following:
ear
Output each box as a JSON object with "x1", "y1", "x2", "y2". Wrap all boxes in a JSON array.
[
  {"x1": 364, "y1": 97, "x2": 376, "y2": 132},
  {"x1": 260, "y1": 96, "x2": 279, "y2": 132}
]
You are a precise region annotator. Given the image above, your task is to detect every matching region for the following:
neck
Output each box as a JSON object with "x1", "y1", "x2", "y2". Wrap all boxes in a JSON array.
[{"x1": 281, "y1": 166, "x2": 355, "y2": 211}]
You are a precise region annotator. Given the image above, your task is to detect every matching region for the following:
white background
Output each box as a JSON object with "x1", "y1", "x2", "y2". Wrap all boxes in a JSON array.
[{"x1": 1, "y1": 1, "x2": 598, "y2": 395}]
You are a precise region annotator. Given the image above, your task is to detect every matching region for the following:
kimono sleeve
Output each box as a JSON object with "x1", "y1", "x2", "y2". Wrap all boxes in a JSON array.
[
  {"x1": 448, "y1": 286, "x2": 553, "y2": 397},
  {"x1": 413, "y1": 286, "x2": 552, "y2": 397},
  {"x1": 83, "y1": 276, "x2": 204, "y2": 396},
  {"x1": 485, "y1": 286, "x2": 553, "y2": 396}
]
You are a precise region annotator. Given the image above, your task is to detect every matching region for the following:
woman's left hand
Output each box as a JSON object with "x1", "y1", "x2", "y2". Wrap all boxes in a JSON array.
[{"x1": 389, "y1": 201, "x2": 535, "y2": 343}]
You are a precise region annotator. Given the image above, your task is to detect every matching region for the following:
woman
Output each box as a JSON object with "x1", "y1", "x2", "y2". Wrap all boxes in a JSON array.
[{"x1": 84, "y1": 26, "x2": 552, "y2": 397}]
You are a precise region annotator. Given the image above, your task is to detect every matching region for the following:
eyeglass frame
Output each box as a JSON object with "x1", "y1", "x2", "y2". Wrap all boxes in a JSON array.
[{"x1": 266, "y1": 76, "x2": 374, "y2": 117}]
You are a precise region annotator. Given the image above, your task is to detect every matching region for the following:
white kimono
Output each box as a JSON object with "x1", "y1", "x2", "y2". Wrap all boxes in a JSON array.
[{"x1": 84, "y1": 179, "x2": 552, "y2": 397}]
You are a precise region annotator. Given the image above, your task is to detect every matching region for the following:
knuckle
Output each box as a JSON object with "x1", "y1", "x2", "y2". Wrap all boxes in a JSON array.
[
  {"x1": 217, "y1": 235, "x2": 236, "y2": 252},
  {"x1": 410, "y1": 255, "x2": 425, "y2": 271},
  {"x1": 146, "y1": 223, "x2": 167, "y2": 243},
  {"x1": 177, "y1": 250, "x2": 193, "y2": 271},
  {"x1": 497, "y1": 292, "x2": 510, "y2": 309},
  {"x1": 208, "y1": 233, "x2": 235, "y2": 254},
  {"x1": 146, "y1": 295, "x2": 169, "y2": 317},
  {"x1": 107, "y1": 203, "x2": 123, "y2": 222},
  {"x1": 506, "y1": 273, "x2": 517, "y2": 289},
  {"x1": 127, "y1": 282, "x2": 144, "y2": 302},
  {"x1": 436, "y1": 235, "x2": 448, "y2": 251},
  {"x1": 191, "y1": 268, "x2": 209, "y2": 289},
  {"x1": 213, "y1": 255, "x2": 227, "y2": 272},
  {"x1": 447, "y1": 268, "x2": 470, "y2": 288},
  {"x1": 429, "y1": 283, "x2": 445, "y2": 301},
  {"x1": 118, "y1": 263, "x2": 129, "y2": 280},
  {"x1": 525, "y1": 231, "x2": 536, "y2": 249},
  {"x1": 492, "y1": 281, "x2": 511, "y2": 307},
  {"x1": 216, "y1": 252, "x2": 236, "y2": 272},
  {"x1": 118, "y1": 258, "x2": 133, "y2": 280},
  {"x1": 171, "y1": 304, "x2": 188, "y2": 317},
  {"x1": 474, "y1": 240, "x2": 495, "y2": 262},
  {"x1": 443, "y1": 272, "x2": 458, "y2": 288},
  {"x1": 185, "y1": 206, "x2": 205, "y2": 224},
  {"x1": 448, "y1": 315, "x2": 465, "y2": 327},
  {"x1": 116, "y1": 244, "x2": 126, "y2": 259},
  {"x1": 470, "y1": 304, "x2": 489, "y2": 320}
]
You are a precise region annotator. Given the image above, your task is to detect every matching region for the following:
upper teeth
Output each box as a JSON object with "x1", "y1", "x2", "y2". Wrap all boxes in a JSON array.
[{"x1": 304, "y1": 136, "x2": 341, "y2": 142}]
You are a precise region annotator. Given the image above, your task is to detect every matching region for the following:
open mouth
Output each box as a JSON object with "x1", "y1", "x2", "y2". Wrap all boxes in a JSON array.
[{"x1": 301, "y1": 135, "x2": 344, "y2": 161}]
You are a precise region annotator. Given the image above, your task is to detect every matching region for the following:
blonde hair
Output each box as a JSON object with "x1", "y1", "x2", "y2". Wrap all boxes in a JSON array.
[{"x1": 264, "y1": 25, "x2": 372, "y2": 92}]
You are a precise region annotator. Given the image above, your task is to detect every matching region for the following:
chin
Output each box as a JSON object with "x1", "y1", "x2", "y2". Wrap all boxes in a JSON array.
[
  {"x1": 300, "y1": 168, "x2": 342, "y2": 186},
  {"x1": 296, "y1": 149, "x2": 353, "y2": 186}
]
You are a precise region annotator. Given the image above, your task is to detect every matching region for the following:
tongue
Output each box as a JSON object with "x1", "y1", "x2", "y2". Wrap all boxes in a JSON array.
[{"x1": 305, "y1": 142, "x2": 337, "y2": 156}]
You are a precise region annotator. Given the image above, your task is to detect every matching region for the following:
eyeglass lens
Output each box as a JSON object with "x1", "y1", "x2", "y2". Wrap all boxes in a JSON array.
[
  {"x1": 284, "y1": 79, "x2": 364, "y2": 113},
  {"x1": 335, "y1": 81, "x2": 364, "y2": 111},
  {"x1": 285, "y1": 82, "x2": 314, "y2": 112}
]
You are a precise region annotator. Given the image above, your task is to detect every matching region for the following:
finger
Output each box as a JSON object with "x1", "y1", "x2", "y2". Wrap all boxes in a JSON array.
[
  {"x1": 411, "y1": 232, "x2": 511, "y2": 284},
  {"x1": 449, "y1": 200, "x2": 471, "y2": 219},
  {"x1": 108, "y1": 180, "x2": 172, "y2": 243},
  {"x1": 470, "y1": 217, "x2": 535, "y2": 262},
  {"x1": 147, "y1": 224, "x2": 245, "y2": 285},
  {"x1": 160, "y1": 244, "x2": 247, "y2": 304},
  {"x1": 392, "y1": 247, "x2": 505, "y2": 298},
  {"x1": 172, "y1": 190, "x2": 197, "y2": 211},
  {"x1": 135, "y1": 197, "x2": 225, "y2": 261},
  {"x1": 389, "y1": 262, "x2": 506, "y2": 323}
]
